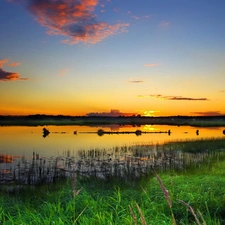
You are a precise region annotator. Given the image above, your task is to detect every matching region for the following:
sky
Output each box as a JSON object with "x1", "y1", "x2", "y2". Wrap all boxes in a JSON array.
[{"x1": 0, "y1": 0, "x2": 225, "y2": 117}]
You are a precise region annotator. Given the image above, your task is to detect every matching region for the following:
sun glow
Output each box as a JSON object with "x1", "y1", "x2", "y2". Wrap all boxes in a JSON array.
[{"x1": 140, "y1": 110, "x2": 160, "y2": 117}]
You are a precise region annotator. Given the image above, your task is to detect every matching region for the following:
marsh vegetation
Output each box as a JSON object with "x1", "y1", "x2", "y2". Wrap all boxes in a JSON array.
[
  {"x1": 1, "y1": 137, "x2": 225, "y2": 224},
  {"x1": 1, "y1": 137, "x2": 225, "y2": 184}
]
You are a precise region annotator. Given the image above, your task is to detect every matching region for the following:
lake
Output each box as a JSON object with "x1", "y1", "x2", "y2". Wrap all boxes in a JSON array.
[
  {"x1": 1, "y1": 124, "x2": 225, "y2": 158},
  {"x1": 1, "y1": 124, "x2": 225, "y2": 183}
]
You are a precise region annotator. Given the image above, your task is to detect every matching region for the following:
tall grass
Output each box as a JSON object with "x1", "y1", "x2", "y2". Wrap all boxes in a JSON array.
[{"x1": 1, "y1": 158, "x2": 225, "y2": 224}]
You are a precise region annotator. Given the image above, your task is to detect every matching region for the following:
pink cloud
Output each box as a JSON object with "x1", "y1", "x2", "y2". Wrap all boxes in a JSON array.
[
  {"x1": 126, "y1": 11, "x2": 150, "y2": 21},
  {"x1": 0, "y1": 59, "x2": 20, "y2": 67},
  {"x1": 24, "y1": 0, "x2": 129, "y2": 44},
  {"x1": 159, "y1": 21, "x2": 170, "y2": 27},
  {"x1": 59, "y1": 69, "x2": 68, "y2": 76},
  {"x1": 144, "y1": 63, "x2": 160, "y2": 67},
  {"x1": 0, "y1": 59, "x2": 8, "y2": 67},
  {"x1": 8, "y1": 62, "x2": 20, "y2": 67},
  {"x1": 61, "y1": 22, "x2": 128, "y2": 44}
]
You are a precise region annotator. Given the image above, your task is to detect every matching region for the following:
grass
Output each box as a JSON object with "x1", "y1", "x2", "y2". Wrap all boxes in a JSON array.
[
  {"x1": 1, "y1": 138, "x2": 225, "y2": 224},
  {"x1": 165, "y1": 137, "x2": 225, "y2": 153},
  {"x1": 1, "y1": 157, "x2": 225, "y2": 224}
]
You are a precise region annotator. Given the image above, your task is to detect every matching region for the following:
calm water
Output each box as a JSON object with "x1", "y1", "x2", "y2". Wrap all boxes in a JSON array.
[
  {"x1": 1, "y1": 124, "x2": 225, "y2": 158},
  {"x1": 1, "y1": 125, "x2": 225, "y2": 183}
]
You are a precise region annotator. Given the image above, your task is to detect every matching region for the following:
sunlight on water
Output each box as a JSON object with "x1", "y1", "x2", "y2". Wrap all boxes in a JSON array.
[
  {"x1": 1, "y1": 125, "x2": 225, "y2": 184},
  {"x1": 0, "y1": 125, "x2": 225, "y2": 159}
]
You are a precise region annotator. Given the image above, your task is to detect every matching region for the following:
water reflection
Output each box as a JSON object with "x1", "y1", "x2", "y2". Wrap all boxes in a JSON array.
[
  {"x1": 1, "y1": 140, "x2": 225, "y2": 184},
  {"x1": 0, "y1": 125, "x2": 225, "y2": 158},
  {"x1": 0, "y1": 154, "x2": 12, "y2": 163},
  {"x1": 1, "y1": 124, "x2": 225, "y2": 184},
  {"x1": 42, "y1": 127, "x2": 50, "y2": 138}
]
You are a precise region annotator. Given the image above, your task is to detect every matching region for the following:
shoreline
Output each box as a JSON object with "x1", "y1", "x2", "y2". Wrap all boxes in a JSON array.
[{"x1": 1, "y1": 115, "x2": 225, "y2": 127}]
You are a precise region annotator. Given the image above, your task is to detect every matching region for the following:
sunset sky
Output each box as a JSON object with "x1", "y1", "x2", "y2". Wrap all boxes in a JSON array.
[{"x1": 1, "y1": 0, "x2": 225, "y2": 117}]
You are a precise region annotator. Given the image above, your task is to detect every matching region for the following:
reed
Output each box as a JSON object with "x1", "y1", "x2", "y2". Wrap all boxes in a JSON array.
[{"x1": 1, "y1": 137, "x2": 225, "y2": 185}]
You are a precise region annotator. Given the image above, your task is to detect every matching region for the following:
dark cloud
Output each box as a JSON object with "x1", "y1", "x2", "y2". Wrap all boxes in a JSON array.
[
  {"x1": 192, "y1": 111, "x2": 224, "y2": 116},
  {"x1": 167, "y1": 96, "x2": 208, "y2": 101},
  {"x1": 0, "y1": 68, "x2": 28, "y2": 81},
  {"x1": 18, "y1": 0, "x2": 129, "y2": 44},
  {"x1": 0, "y1": 58, "x2": 28, "y2": 81},
  {"x1": 138, "y1": 94, "x2": 209, "y2": 101},
  {"x1": 129, "y1": 80, "x2": 144, "y2": 83}
]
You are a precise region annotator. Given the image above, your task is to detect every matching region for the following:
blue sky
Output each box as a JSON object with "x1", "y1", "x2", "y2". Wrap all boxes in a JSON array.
[{"x1": 0, "y1": 0, "x2": 225, "y2": 116}]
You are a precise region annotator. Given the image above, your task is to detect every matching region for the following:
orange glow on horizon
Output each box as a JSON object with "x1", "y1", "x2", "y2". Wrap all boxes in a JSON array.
[{"x1": 1, "y1": 105, "x2": 225, "y2": 117}]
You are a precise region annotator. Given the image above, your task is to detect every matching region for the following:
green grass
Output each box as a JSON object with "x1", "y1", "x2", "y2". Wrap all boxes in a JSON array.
[
  {"x1": 1, "y1": 156, "x2": 225, "y2": 225},
  {"x1": 1, "y1": 138, "x2": 225, "y2": 224},
  {"x1": 165, "y1": 137, "x2": 225, "y2": 153}
]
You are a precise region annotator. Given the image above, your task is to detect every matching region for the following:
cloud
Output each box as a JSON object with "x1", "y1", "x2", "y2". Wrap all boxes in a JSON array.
[
  {"x1": 144, "y1": 63, "x2": 159, "y2": 67},
  {"x1": 138, "y1": 94, "x2": 209, "y2": 101},
  {"x1": 87, "y1": 109, "x2": 134, "y2": 117},
  {"x1": 131, "y1": 15, "x2": 139, "y2": 20},
  {"x1": 192, "y1": 111, "x2": 224, "y2": 116},
  {"x1": 129, "y1": 80, "x2": 144, "y2": 83},
  {"x1": 114, "y1": 7, "x2": 120, "y2": 13},
  {"x1": 159, "y1": 21, "x2": 170, "y2": 27},
  {"x1": 59, "y1": 69, "x2": 68, "y2": 76},
  {"x1": 8, "y1": 62, "x2": 20, "y2": 67},
  {"x1": 0, "y1": 59, "x2": 8, "y2": 67},
  {"x1": 19, "y1": 0, "x2": 129, "y2": 44},
  {"x1": 0, "y1": 59, "x2": 20, "y2": 67},
  {"x1": 0, "y1": 68, "x2": 28, "y2": 81},
  {"x1": 0, "y1": 58, "x2": 28, "y2": 81},
  {"x1": 165, "y1": 96, "x2": 209, "y2": 101},
  {"x1": 125, "y1": 11, "x2": 150, "y2": 21}
]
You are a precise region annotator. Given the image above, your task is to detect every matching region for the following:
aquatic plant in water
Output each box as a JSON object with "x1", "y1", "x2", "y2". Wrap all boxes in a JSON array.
[{"x1": 1, "y1": 137, "x2": 225, "y2": 185}]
